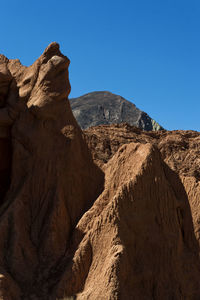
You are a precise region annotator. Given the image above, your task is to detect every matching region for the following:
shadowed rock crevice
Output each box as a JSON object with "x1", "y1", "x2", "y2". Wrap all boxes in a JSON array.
[{"x1": 0, "y1": 58, "x2": 20, "y2": 205}]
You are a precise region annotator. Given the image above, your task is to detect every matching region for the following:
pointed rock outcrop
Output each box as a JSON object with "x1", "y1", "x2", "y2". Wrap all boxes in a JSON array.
[{"x1": 57, "y1": 143, "x2": 200, "y2": 299}]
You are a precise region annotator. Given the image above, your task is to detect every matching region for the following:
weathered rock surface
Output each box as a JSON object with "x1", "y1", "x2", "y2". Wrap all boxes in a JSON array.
[
  {"x1": 69, "y1": 91, "x2": 163, "y2": 131},
  {"x1": 57, "y1": 142, "x2": 200, "y2": 299},
  {"x1": 0, "y1": 43, "x2": 104, "y2": 299},
  {"x1": 84, "y1": 124, "x2": 200, "y2": 245},
  {"x1": 0, "y1": 45, "x2": 199, "y2": 300}
]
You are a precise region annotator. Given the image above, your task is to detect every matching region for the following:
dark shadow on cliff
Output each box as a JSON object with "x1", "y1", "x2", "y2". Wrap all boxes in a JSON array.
[
  {"x1": 163, "y1": 161, "x2": 200, "y2": 253},
  {"x1": 0, "y1": 75, "x2": 19, "y2": 206}
]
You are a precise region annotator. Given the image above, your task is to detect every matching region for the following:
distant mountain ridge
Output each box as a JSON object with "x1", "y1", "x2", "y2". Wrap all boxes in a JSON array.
[{"x1": 69, "y1": 91, "x2": 163, "y2": 131}]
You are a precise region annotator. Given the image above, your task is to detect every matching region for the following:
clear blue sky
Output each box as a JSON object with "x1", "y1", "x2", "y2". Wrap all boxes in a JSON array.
[{"x1": 1, "y1": 0, "x2": 200, "y2": 131}]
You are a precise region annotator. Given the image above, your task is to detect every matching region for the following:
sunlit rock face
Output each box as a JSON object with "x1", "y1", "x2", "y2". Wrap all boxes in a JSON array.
[
  {"x1": 84, "y1": 123, "x2": 200, "y2": 248},
  {"x1": 57, "y1": 142, "x2": 200, "y2": 299}
]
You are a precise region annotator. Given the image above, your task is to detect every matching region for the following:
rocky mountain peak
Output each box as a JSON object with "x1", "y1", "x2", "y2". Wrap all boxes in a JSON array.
[{"x1": 70, "y1": 91, "x2": 163, "y2": 131}]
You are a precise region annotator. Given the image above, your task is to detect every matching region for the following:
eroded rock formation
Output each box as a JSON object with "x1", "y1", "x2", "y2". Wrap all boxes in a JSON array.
[
  {"x1": 0, "y1": 45, "x2": 199, "y2": 300},
  {"x1": 57, "y1": 143, "x2": 200, "y2": 299},
  {"x1": 84, "y1": 124, "x2": 200, "y2": 245},
  {"x1": 0, "y1": 43, "x2": 104, "y2": 299}
]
